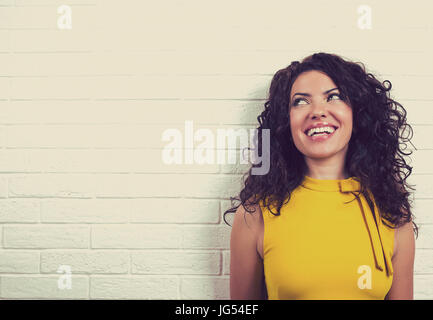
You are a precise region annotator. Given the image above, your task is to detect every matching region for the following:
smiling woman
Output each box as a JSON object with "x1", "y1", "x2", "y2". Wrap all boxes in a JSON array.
[{"x1": 224, "y1": 52, "x2": 418, "y2": 300}]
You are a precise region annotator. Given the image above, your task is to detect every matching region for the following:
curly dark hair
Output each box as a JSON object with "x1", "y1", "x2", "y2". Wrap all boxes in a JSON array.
[{"x1": 223, "y1": 52, "x2": 418, "y2": 238}]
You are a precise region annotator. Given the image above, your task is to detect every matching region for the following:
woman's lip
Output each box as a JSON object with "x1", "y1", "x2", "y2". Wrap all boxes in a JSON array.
[{"x1": 304, "y1": 128, "x2": 338, "y2": 141}]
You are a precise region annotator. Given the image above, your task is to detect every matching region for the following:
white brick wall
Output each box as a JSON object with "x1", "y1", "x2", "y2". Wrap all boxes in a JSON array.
[{"x1": 0, "y1": 0, "x2": 432, "y2": 300}]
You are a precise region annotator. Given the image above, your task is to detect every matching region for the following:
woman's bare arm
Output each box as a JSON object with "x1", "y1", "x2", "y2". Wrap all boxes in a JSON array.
[
  {"x1": 230, "y1": 204, "x2": 266, "y2": 300},
  {"x1": 386, "y1": 221, "x2": 416, "y2": 300}
]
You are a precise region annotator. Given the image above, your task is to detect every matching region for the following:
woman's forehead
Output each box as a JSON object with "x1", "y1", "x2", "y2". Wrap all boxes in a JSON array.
[{"x1": 290, "y1": 72, "x2": 339, "y2": 99}]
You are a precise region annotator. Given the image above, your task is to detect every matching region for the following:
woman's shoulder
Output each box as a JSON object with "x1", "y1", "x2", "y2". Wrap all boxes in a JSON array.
[{"x1": 234, "y1": 202, "x2": 263, "y2": 233}]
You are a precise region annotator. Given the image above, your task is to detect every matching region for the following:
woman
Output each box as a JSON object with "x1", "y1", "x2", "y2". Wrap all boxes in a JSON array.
[{"x1": 225, "y1": 52, "x2": 418, "y2": 300}]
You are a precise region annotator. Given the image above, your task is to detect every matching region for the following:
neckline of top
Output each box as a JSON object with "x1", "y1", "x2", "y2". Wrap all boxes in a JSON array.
[{"x1": 301, "y1": 175, "x2": 361, "y2": 192}]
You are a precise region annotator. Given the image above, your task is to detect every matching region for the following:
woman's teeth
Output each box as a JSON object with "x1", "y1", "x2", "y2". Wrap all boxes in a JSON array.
[{"x1": 306, "y1": 126, "x2": 336, "y2": 137}]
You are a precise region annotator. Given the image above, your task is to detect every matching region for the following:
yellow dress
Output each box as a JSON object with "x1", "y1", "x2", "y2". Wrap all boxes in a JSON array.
[{"x1": 260, "y1": 175, "x2": 395, "y2": 300}]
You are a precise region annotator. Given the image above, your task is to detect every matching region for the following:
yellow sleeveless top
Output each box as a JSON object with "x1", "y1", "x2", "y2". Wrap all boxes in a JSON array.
[{"x1": 260, "y1": 175, "x2": 395, "y2": 300}]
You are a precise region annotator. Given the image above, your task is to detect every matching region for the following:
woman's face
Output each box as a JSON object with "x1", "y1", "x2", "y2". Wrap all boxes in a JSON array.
[{"x1": 289, "y1": 70, "x2": 353, "y2": 161}]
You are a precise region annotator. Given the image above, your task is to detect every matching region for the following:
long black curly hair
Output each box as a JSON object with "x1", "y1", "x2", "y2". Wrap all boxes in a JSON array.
[{"x1": 223, "y1": 52, "x2": 418, "y2": 238}]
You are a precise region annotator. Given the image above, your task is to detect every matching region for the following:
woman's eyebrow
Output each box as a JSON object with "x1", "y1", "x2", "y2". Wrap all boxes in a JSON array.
[{"x1": 292, "y1": 87, "x2": 339, "y2": 98}]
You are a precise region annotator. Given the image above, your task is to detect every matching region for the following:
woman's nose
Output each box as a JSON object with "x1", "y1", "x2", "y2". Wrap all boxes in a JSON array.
[{"x1": 310, "y1": 101, "x2": 328, "y2": 119}]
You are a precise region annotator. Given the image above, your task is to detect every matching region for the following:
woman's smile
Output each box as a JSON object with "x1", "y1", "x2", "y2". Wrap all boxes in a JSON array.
[{"x1": 304, "y1": 127, "x2": 338, "y2": 142}]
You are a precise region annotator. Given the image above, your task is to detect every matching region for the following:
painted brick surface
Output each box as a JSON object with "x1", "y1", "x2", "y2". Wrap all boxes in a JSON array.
[{"x1": 0, "y1": 0, "x2": 432, "y2": 300}]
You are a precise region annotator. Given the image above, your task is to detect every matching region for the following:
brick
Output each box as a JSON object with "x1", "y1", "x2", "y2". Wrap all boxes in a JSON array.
[
  {"x1": 1, "y1": 275, "x2": 88, "y2": 299},
  {"x1": 0, "y1": 31, "x2": 10, "y2": 52},
  {"x1": 411, "y1": 127, "x2": 433, "y2": 150},
  {"x1": 4, "y1": 123, "x2": 255, "y2": 150},
  {"x1": 0, "y1": 126, "x2": 4, "y2": 148},
  {"x1": 11, "y1": 77, "x2": 96, "y2": 100},
  {"x1": 0, "y1": 251, "x2": 39, "y2": 273},
  {"x1": 0, "y1": 101, "x2": 7, "y2": 122},
  {"x1": 0, "y1": 199, "x2": 40, "y2": 223},
  {"x1": 9, "y1": 174, "x2": 94, "y2": 198},
  {"x1": 180, "y1": 276, "x2": 229, "y2": 299},
  {"x1": 128, "y1": 198, "x2": 219, "y2": 224},
  {"x1": 412, "y1": 199, "x2": 433, "y2": 224},
  {"x1": 414, "y1": 275, "x2": 433, "y2": 300},
  {"x1": 182, "y1": 225, "x2": 231, "y2": 249},
  {"x1": 90, "y1": 276, "x2": 178, "y2": 299},
  {"x1": 41, "y1": 198, "x2": 219, "y2": 224},
  {"x1": 405, "y1": 100, "x2": 433, "y2": 125},
  {"x1": 0, "y1": 0, "x2": 13, "y2": 6},
  {"x1": 0, "y1": 77, "x2": 12, "y2": 99},
  {"x1": 414, "y1": 249, "x2": 433, "y2": 274},
  {"x1": 41, "y1": 199, "x2": 128, "y2": 223},
  {"x1": 12, "y1": 29, "x2": 96, "y2": 52},
  {"x1": 95, "y1": 173, "x2": 243, "y2": 199},
  {"x1": 222, "y1": 250, "x2": 230, "y2": 275},
  {"x1": 8, "y1": 173, "x2": 242, "y2": 199},
  {"x1": 415, "y1": 224, "x2": 433, "y2": 249},
  {"x1": 0, "y1": 149, "x2": 218, "y2": 173},
  {"x1": 0, "y1": 176, "x2": 8, "y2": 198},
  {"x1": 411, "y1": 150, "x2": 433, "y2": 174},
  {"x1": 4, "y1": 225, "x2": 89, "y2": 248},
  {"x1": 92, "y1": 225, "x2": 182, "y2": 249},
  {"x1": 5, "y1": 124, "x2": 176, "y2": 148},
  {"x1": 9, "y1": 53, "x2": 89, "y2": 77},
  {"x1": 410, "y1": 174, "x2": 433, "y2": 200},
  {"x1": 131, "y1": 250, "x2": 220, "y2": 275},
  {"x1": 41, "y1": 250, "x2": 129, "y2": 274}
]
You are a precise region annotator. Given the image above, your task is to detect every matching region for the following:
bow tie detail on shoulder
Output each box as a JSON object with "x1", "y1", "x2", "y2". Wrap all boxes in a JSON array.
[
  {"x1": 338, "y1": 179, "x2": 393, "y2": 277},
  {"x1": 302, "y1": 175, "x2": 393, "y2": 277}
]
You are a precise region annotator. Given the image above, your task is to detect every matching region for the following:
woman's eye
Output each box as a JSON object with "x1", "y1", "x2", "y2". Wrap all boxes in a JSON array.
[
  {"x1": 292, "y1": 93, "x2": 341, "y2": 106},
  {"x1": 292, "y1": 98, "x2": 306, "y2": 106},
  {"x1": 328, "y1": 93, "x2": 341, "y2": 100}
]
